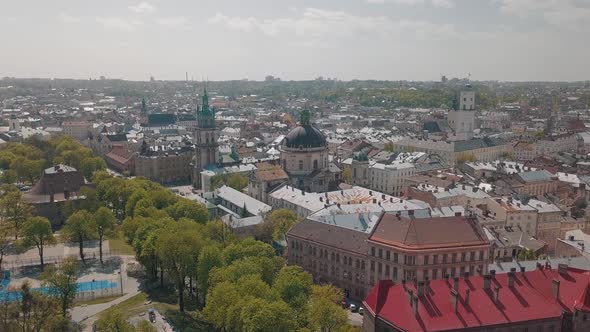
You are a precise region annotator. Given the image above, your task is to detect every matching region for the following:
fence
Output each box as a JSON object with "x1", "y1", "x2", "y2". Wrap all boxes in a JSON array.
[
  {"x1": 0, "y1": 277, "x2": 123, "y2": 303},
  {"x1": 2, "y1": 250, "x2": 129, "y2": 270}
]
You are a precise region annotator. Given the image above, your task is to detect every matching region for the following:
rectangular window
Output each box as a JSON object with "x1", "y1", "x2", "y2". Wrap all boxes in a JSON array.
[
  {"x1": 386, "y1": 251, "x2": 390, "y2": 260},
  {"x1": 424, "y1": 255, "x2": 429, "y2": 265},
  {"x1": 443, "y1": 254, "x2": 448, "y2": 264},
  {"x1": 385, "y1": 265, "x2": 390, "y2": 276},
  {"x1": 378, "y1": 249, "x2": 383, "y2": 259},
  {"x1": 432, "y1": 269, "x2": 438, "y2": 279},
  {"x1": 371, "y1": 247, "x2": 375, "y2": 257},
  {"x1": 433, "y1": 255, "x2": 438, "y2": 264},
  {"x1": 370, "y1": 261, "x2": 375, "y2": 272},
  {"x1": 461, "y1": 252, "x2": 466, "y2": 262},
  {"x1": 452, "y1": 253, "x2": 457, "y2": 263},
  {"x1": 394, "y1": 253, "x2": 399, "y2": 263},
  {"x1": 393, "y1": 267, "x2": 398, "y2": 280},
  {"x1": 378, "y1": 263, "x2": 382, "y2": 273},
  {"x1": 479, "y1": 250, "x2": 484, "y2": 260},
  {"x1": 469, "y1": 251, "x2": 474, "y2": 261}
]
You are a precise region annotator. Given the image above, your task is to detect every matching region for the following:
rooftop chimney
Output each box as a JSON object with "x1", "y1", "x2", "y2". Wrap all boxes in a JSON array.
[
  {"x1": 453, "y1": 277, "x2": 459, "y2": 290},
  {"x1": 465, "y1": 289, "x2": 470, "y2": 306},
  {"x1": 369, "y1": 190, "x2": 373, "y2": 196},
  {"x1": 483, "y1": 274, "x2": 491, "y2": 290},
  {"x1": 411, "y1": 295, "x2": 419, "y2": 317},
  {"x1": 373, "y1": 198, "x2": 377, "y2": 204},
  {"x1": 417, "y1": 281, "x2": 425, "y2": 297},
  {"x1": 450, "y1": 289, "x2": 459, "y2": 313},
  {"x1": 382, "y1": 194, "x2": 386, "y2": 199},
  {"x1": 558, "y1": 263, "x2": 568, "y2": 275},
  {"x1": 320, "y1": 197, "x2": 323, "y2": 202},
  {"x1": 425, "y1": 278, "x2": 431, "y2": 293},
  {"x1": 493, "y1": 286, "x2": 500, "y2": 304},
  {"x1": 520, "y1": 266, "x2": 526, "y2": 274},
  {"x1": 507, "y1": 272, "x2": 515, "y2": 288},
  {"x1": 537, "y1": 262, "x2": 543, "y2": 270},
  {"x1": 552, "y1": 279, "x2": 560, "y2": 299},
  {"x1": 490, "y1": 269, "x2": 496, "y2": 278}
]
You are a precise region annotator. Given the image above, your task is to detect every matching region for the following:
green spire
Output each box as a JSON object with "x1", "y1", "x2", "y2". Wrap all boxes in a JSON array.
[
  {"x1": 141, "y1": 98, "x2": 147, "y2": 113},
  {"x1": 202, "y1": 87, "x2": 210, "y2": 113},
  {"x1": 300, "y1": 110, "x2": 311, "y2": 126}
]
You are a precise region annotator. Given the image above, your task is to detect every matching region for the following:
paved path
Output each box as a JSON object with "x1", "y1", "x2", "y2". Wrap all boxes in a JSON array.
[{"x1": 71, "y1": 255, "x2": 141, "y2": 331}]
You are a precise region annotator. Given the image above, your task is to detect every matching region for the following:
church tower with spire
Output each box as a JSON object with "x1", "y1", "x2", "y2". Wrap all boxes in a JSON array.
[{"x1": 192, "y1": 87, "x2": 219, "y2": 188}]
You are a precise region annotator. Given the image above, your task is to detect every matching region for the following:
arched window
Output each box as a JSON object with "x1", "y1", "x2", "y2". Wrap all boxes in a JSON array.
[{"x1": 313, "y1": 159, "x2": 318, "y2": 169}]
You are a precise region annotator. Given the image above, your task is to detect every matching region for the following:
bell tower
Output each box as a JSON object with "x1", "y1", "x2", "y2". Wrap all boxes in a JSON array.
[{"x1": 192, "y1": 87, "x2": 219, "y2": 188}]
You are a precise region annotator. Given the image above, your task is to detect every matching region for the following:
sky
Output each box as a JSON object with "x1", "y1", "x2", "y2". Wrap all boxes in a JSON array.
[{"x1": 1, "y1": 0, "x2": 589, "y2": 82}]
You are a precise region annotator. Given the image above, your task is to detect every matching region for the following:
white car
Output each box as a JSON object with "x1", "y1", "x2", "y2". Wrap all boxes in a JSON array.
[{"x1": 349, "y1": 304, "x2": 357, "y2": 312}]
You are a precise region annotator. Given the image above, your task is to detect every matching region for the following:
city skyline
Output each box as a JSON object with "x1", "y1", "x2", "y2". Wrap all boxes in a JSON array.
[{"x1": 2, "y1": 0, "x2": 590, "y2": 82}]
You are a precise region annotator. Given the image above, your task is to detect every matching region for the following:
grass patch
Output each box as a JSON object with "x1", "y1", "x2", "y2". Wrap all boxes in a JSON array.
[
  {"x1": 108, "y1": 228, "x2": 135, "y2": 255},
  {"x1": 74, "y1": 294, "x2": 125, "y2": 307},
  {"x1": 99, "y1": 288, "x2": 212, "y2": 331},
  {"x1": 101, "y1": 292, "x2": 149, "y2": 318}
]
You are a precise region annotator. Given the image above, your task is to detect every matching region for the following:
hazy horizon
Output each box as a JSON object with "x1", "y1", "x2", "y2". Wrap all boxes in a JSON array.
[{"x1": 2, "y1": 0, "x2": 590, "y2": 82}]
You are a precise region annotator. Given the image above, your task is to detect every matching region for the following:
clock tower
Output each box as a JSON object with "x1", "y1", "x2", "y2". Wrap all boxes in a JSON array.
[{"x1": 192, "y1": 87, "x2": 219, "y2": 188}]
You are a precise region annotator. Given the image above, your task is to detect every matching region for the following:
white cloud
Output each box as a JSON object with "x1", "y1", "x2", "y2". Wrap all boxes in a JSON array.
[
  {"x1": 128, "y1": 2, "x2": 156, "y2": 14},
  {"x1": 366, "y1": 0, "x2": 425, "y2": 4},
  {"x1": 156, "y1": 16, "x2": 189, "y2": 28},
  {"x1": 431, "y1": 0, "x2": 455, "y2": 8},
  {"x1": 58, "y1": 12, "x2": 81, "y2": 23},
  {"x1": 494, "y1": 0, "x2": 590, "y2": 29},
  {"x1": 208, "y1": 8, "x2": 455, "y2": 39},
  {"x1": 96, "y1": 17, "x2": 143, "y2": 31}
]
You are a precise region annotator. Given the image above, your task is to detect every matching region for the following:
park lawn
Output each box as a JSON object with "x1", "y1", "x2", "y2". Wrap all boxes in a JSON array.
[
  {"x1": 108, "y1": 228, "x2": 135, "y2": 255},
  {"x1": 74, "y1": 294, "x2": 125, "y2": 307}
]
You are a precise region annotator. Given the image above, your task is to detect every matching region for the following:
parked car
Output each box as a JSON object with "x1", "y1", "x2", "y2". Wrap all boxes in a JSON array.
[
  {"x1": 359, "y1": 307, "x2": 364, "y2": 315},
  {"x1": 148, "y1": 308, "x2": 156, "y2": 323},
  {"x1": 349, "y1": 304, "x2": 358, "y2": 312}
]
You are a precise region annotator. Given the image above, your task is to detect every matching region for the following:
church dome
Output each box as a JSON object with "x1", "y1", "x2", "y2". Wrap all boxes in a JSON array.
[{"x1": 283, "y1": 125, "x2": 327, "y2": 149}]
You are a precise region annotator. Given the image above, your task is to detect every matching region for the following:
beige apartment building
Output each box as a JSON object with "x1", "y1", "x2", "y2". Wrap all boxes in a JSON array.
[
  {"x1": 287, "y1": 211, "x2": 491, "y2": 300},
  {"x1": 62, "y1": 121, "x2": 90, "y2": 141},
  {"x1": 134, "y1": 146, "x2": 193, "y2": 184}
]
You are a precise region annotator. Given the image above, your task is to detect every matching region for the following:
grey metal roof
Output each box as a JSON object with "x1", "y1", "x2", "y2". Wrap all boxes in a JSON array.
[{"x1": 517, "y1": 170, "x2": 554, "y2": 183}]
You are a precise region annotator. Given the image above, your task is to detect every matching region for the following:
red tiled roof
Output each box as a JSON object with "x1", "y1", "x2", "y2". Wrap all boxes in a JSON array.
[{"x1": 364, "y1": 267, "x2": 590, "y2": 332}]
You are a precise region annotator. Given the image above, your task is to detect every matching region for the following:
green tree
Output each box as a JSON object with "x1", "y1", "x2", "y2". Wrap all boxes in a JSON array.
[
  {"x1": 62, "y1": 210, "x2": 95, "y2": 263},
  {"x1": 263, "y1": 209, "x2": 301, "y2": 241},
  {"x1": 164, "y1": 198, "x2": 209, "y2": 223},
  {"x1": 21, "y1": 216, "x2": 56, "y2": 267},
  {"x1": 0, "y1": 225, "x2": 10, "y2": 271},
  {"x1": 1, "y1": 169, "x2": 17, "y2": 184},
  {"x1": 222, "y1": 238, "x2": 276, "y2": 264},
  {"x1": 272, "y1": 265, "x2": 313, "y2": 310},
  {"x1": 210, "y1": 173, "x2": 248, "y2": 190},
  {"x1": 240, "y1": 298, "x2": 296, "y2": 332},
  {"x1": 156, "y1": 221, "x2": 203, "y2": 312},
  {"x1": 0, "y1": 189, "x2": 33, "y2": 240},
  {"x1": 306, "y1": 296, "x2": 349, "y2": 332},
  {"x1": 518, "y1": 249, "x2": 536, "y2": 261},
  {"x1": 203, "y1": 281, "x2": 241, "y2": 330},
  {"x1": 79, "y1": 156, "x2": 106, "y2": 180},
  {"x1": 197, "y1": 245, "x2": 223, "y2": 305},
  {"x1": 94, "y1": 310, "x2": 135, "y2": 332},
  {"x1": 93, "y1": 207, "x2": 116, "y2": 264},
  {"x1": 311, "y1": 284, "x2": 344, "y2": 304},
  {"x1": 40, "y1": 257, "x2": 79, "y2": 317}
]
